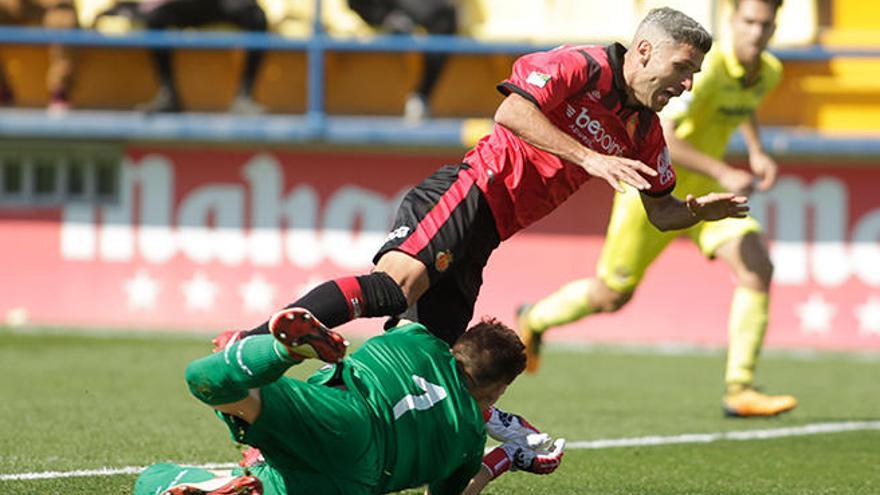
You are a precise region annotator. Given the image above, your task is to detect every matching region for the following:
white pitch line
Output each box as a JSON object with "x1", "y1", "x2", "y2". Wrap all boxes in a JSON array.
[
  {"x1": 3, "y1": 421, "x2": 879, "y2": 482},
  {"x1": 567, "y1": 420, "x2": 880, "y2": 449},
  {"x1": 0, "y1": 463, "x2": 236, "y2": 482}
]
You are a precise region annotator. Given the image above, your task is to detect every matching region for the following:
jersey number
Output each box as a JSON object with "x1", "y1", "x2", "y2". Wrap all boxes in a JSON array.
[{"x1": 392, "y1": 375, "x2": 448, "y2": 420}]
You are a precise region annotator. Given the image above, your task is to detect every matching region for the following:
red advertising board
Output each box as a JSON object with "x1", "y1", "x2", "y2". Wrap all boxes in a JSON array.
[{"x1": 2, "y1": 147, "x2": 879, "y2": 350}]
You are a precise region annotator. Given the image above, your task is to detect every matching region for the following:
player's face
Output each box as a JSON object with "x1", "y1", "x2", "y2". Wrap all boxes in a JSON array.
[
  {"x1": 637, "y1": 40, "x2": 704, "y2": 112},
  {"x1": 731, "y1": 0, "x2": 778, "y2": 64},
  {"x1": 485, "y1": 382, "x2": 509, "y2": 407}
]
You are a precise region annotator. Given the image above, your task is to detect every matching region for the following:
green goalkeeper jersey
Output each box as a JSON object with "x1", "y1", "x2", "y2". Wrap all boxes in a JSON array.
[{"x1": 312, "y1": 322, "x2": 487, "y2": 494}]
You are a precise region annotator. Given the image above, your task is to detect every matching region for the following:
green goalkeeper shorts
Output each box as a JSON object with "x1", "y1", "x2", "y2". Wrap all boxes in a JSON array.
[
  {"x1": 136, "y1": 370, "x2": 385, "y2": 494},
  {"x1": 219, "y1": 374, "x2": 382, "y2": 494}
]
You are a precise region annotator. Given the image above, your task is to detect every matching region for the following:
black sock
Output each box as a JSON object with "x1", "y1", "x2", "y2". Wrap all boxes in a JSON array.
[
  {"x1": 244, "y1": 279, "x2": 351, "y2": 336},
  {"x1": 356, "y1": 272, "x2": 408, "y2": 317},
  {"x1": 242, "y1": 272, "x2": 407, "y2": 336}
]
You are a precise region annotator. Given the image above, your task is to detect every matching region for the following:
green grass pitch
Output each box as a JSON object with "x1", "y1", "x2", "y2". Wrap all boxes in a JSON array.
[{"x1": 1, "y1": 328, "x2": 878, "y2": 494}]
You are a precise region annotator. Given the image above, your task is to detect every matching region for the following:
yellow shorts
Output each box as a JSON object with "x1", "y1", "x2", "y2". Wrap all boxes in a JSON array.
[{"x1": 596, "y1": 179, "x2": 761, "y2": 294}]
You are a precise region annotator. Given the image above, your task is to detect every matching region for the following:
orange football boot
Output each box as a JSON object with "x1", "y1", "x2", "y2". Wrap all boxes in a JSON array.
[
  {"x1": 517, "y1": 304, "x2": 543, "y2": 374},
  {"x1": 723, "y1": 386, "x2": 798, "y2": 417}
]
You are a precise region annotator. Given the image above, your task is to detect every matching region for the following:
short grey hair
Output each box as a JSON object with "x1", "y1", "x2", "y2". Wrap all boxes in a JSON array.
[{"x1": 636, "y1": 7, "x2": 713, "y2": 54}]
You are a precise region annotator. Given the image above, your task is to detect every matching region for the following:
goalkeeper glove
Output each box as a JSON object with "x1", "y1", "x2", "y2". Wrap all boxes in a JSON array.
[
  {"x1": 481, "y1": 437, "x2": 566, "y2": 480},
  {"x1": 484, "y1": 405, "x2": 542, "y2": 445}
]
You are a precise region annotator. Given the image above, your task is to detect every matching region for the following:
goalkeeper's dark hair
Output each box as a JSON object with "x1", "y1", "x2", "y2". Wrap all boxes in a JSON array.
[{"x1": 453, "y1": 316, "x2": 526, "y2": 388}]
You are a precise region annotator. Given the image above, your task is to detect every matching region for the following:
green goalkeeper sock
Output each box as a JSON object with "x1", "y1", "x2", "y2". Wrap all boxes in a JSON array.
[{"x1": 185, "y1": 334, "x2": 300, "y2": 406}]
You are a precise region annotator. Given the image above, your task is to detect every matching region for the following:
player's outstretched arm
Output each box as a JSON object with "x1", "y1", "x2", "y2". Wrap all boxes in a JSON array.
[
  {"x1": 458, "y1": 466, "x2": 493, "y2": 495},
  {"x1": 661, "y1": 119, "x2": 756, "y2": 195},
  {"x1": 740, "y1": 114, "x2": 779, "y2": 191},
  {"x1": 446, "y1": 437, "x2": 566, "y2": 495},
  {"x1": 494, "y1": 93, "x2": 656, "y2": 192},
  {"x1": 426, "y1": 407, "x2": 565, "y2": 495},
  {"x1": 641, "y1": 191, "x2": 749, "y2": 231}
]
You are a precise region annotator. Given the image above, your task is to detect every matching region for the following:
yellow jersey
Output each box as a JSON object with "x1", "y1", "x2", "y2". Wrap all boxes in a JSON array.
[
  {"x1": 662, "y1": 42, "x2": 782, "y2": 172},
  {"x1": 597, "y1": 44, "x2": 780, "y2": 291}
]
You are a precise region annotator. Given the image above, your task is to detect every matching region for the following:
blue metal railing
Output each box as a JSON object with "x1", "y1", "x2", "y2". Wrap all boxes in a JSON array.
[
  {"x1": 1, "y1": 21, "x2": 878, "y2": 128},
  {"x1": 305, "y1": 0, "x2": 324, "y2": 126},
  {"x1": 1, "y1": 6, "x2": 879, "y2": 153},
  {"x1": 0, "y1": 26, "x2": 565, "y2": 130},
  {"x1": 2, "y1": 26, "x2": 878, "y2": 56}
]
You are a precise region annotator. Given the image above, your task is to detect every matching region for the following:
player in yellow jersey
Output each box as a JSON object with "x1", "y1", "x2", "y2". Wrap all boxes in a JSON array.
[{"x1": 518, "y1": 0, "x2": 797, "y2": 417}]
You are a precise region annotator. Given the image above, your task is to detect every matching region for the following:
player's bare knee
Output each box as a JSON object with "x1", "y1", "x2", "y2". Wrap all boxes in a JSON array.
[
  {"x1": 736, "y1": 233, "x2": 774, "y2": 290},
  {"x1": 605, "y1": 290, "x2": 632, "y2": 312},
  {"x1": 592, "y1": 280, "x2": 632, "y2": 312},
  {"x1": 738, "y1": 261, "x2": 772, "y2": 291},
  {"x1": 374, "y1": 251, "x2": 429, "y2": 304},
  {"x1": 751, "y1": 256, "x2": 773, "y2": 288},
  {"x1": 214, "y1": 391, "x2": 261, "y2": 425}
]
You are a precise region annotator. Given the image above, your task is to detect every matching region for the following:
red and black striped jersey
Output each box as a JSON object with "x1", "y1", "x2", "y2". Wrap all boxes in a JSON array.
[{"x1": 463, "y1": 43, "x2": 675, "y2": 240}]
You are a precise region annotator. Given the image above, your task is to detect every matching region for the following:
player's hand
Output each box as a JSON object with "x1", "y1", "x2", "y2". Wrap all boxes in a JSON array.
[
  {"x1": 510, "y1": 437, "x2": 566, "y2": 474},
  {"x1": 484, "y1": 406, "x2": 543, "y2": 445},
  {"x1": 481, "y1": 437, "x2": 566, "y2": 479},
  {"x1": 717, "y1": 167, "x2": 755, "y2": 195},
  {"x1": 749, "y1": 150, "x2": 778, "y2": 191},
  {"x1": 686, "y1": 192, "x2": 749, "y2": 221},
  {"x1": 580, "y1": 154, "x2": 656, "y2": 193}
]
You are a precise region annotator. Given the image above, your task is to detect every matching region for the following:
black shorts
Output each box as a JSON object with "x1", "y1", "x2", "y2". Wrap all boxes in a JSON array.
[{"x1": 373, "y1": 164, "x2": 500, "y2": 345}]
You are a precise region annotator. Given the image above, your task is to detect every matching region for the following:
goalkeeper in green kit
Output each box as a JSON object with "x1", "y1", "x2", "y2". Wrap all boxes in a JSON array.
[{"x1": 134, "y1": 308, "x2": 565, "y2": 495}]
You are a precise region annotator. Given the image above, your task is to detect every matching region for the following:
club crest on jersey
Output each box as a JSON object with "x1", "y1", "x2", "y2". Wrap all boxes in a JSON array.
[
  {"x1": 526, "y1": 71, "x2": 552, "y2": 88},
  {"x1": 435, "y1": 250, "x2": 453, "y2": 272}
]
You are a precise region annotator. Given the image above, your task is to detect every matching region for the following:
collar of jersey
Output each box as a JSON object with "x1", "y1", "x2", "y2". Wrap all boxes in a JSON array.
[
  {"x1": 720, "y1": 41, "x2": 765, "y2": 87},
  {"x1": 721, "y1": 41, "x2": 747, "y2": 79},
  {"x1": 605, "y1": 42, "x2": 643, "y2": 109}
]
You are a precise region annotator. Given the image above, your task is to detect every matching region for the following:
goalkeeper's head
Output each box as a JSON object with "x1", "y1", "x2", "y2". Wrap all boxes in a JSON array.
[{"x1": 453, "y1": 317, "x2": 527, "y2": 409}]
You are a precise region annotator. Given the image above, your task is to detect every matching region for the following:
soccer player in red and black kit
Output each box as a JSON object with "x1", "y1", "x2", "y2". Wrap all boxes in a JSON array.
[{"x1": 220, "y1": 8, "x2": 748, "y2": 360}]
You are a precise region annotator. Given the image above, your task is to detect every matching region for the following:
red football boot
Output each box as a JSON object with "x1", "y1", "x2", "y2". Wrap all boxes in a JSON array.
[
  {"x1": 163, "y1": 474, "x2": 262, "y2": 495},
  {"x1": 239, "y1": 446, "x2": 265, "y2": 468},
  {"x1": 269, "y1": 308, "x2": 348, "y2": 363}
]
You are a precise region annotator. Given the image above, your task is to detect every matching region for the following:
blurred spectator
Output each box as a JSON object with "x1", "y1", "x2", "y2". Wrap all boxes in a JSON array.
[
  {"x1": 133, "y1": 0, "x2": 268, "y2": 114},
  {"x1": 347, "y1": 0, "x2": 457, "y2": 121},
  {"x1": 0, "y1": 0, "x2": 78, "y2": 112}
]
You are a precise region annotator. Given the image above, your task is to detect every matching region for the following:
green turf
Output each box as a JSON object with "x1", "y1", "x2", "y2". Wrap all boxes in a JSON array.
[{"x1": 1, "y1": 329, "x2": 878, "y2": 494}]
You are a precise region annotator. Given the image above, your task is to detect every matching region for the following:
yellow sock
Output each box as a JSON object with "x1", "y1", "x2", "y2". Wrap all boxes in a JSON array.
[
  {"x1": 527, "y1": 279, "x2": 597, "y2": 333},
  {"x1": 725, "y1": 287, "x2": 769, "y2": 388}
]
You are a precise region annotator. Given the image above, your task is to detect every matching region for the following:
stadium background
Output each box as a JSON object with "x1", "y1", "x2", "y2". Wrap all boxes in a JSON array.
[
  {"x1": 1, "y1": 1, "x2": 880, "y2": 494},
  {"x1": 1, "y1": 0, "x2": 879, "y2": 353}
]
